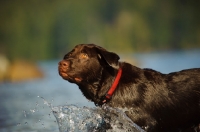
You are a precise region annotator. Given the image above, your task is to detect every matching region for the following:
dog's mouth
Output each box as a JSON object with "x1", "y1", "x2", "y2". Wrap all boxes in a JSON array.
[
  {"x1": 58, "y1": 67, "x2": 82, "y2": 83},
  {"x1": 59, "y1": 71, "x2": 69, "y2": 79},
  {"x1": 58, "y1": 67, "x2": 72, "y2": 80}
]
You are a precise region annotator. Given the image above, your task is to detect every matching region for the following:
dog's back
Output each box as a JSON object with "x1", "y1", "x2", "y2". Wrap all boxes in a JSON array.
[
  {"x1": 162, "y1": 68, "x2": 200, "y2": 130},
  {"x1": 125, "y1": 67, "x2": 200, "y2": 131}
]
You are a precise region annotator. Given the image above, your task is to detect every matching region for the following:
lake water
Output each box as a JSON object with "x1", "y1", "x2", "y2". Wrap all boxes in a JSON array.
[{"x1": 0, "y1": 50, "x2": 200, "y2": 132}]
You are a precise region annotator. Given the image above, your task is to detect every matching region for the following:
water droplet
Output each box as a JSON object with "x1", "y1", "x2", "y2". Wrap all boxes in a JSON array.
[
  {"x1": 30, "y1": 109, "x2": 36, "y2": 113},
  {"x1": 36, "y1": 102, "x2": 39, "y2": 107},
  {"x1": 17, "y1": 123, "x2": 21, "y2": 126},
  {"x1": 23, "y1": 110, "x2": 27, "y2": 117},
  {"x1": 48, "y1": 113, "x2": 51, "y2": 118}
]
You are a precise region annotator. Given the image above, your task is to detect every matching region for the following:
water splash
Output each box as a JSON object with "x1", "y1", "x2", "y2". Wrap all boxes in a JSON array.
[
  {"x1": 38, "y1": 95, "x2": 52, "y2": 108},
  {"x1": 52, "y1": 104, "x2": 145, "y2": 132},
  {"x1": 24, "y1": 96, "x2": 145, "y2": 132}
]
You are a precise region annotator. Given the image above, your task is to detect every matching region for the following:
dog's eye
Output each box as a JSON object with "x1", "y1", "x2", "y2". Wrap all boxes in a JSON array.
[
  {"x1": 64, "y1": 53, "x2": 72, "y2": 59},
  {"x1": 79, "y1": 53, "x2": 88, "y2": 59}
]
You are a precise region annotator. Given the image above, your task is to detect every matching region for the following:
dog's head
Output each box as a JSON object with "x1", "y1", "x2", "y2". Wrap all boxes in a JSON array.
[{"x1": 58, "y1": 44, "x2": 120, "y2": 84}]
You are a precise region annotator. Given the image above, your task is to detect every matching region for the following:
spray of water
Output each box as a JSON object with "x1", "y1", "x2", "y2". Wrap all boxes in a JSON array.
[
  {"x1": 52, "y1": 104, "x2": 145, "y2": 132},
  {"x1": 20, "y1": 95, "x2": 144, "y2": 132}
]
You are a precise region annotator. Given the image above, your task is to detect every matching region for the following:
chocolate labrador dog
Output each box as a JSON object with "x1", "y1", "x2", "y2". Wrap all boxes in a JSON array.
[{"x1": 58, "y1": 44, "x2": 200, "y2": 132}]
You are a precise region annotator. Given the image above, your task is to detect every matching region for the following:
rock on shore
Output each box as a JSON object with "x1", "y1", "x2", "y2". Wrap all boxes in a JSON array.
[{"x1": 0, "y1": 56, "x2": 44, "y2": 82}]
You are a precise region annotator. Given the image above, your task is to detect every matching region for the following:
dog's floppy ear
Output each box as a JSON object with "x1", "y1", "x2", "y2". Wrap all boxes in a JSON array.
[{"x1": 95, "y1": 46, "x2": 120, "y2": 69}]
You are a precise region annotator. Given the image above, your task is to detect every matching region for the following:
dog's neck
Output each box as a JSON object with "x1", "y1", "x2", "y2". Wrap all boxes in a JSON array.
[
  {"x1": 78, "y1": 65, "x2": 121, "y2": 105},
  {"x1": 97, "y1": 67, "x2": 122, "y2": 106}
]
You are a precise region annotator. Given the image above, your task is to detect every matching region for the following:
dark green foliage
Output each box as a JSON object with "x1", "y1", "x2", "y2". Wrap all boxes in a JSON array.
[{"x1": 0, "y1": 0, "x2": 200, "y2": 60}]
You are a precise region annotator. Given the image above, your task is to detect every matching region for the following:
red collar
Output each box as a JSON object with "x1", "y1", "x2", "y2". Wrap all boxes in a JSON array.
[{"x1": 101, "y1": 67, "x2": 122, "y2": 104}]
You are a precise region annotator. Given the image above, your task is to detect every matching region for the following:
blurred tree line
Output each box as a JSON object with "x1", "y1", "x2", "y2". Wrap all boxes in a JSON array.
[{"x1": 0, "y1": 0, "x2": 200, "y2": 61}]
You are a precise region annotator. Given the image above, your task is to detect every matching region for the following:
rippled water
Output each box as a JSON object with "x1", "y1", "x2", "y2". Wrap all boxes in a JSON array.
[{"x1": 0, "y1": 50, "x2": 199, "y2": 132}]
